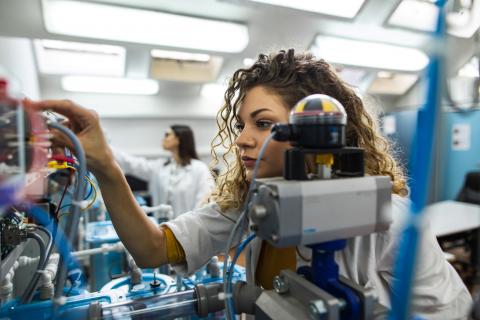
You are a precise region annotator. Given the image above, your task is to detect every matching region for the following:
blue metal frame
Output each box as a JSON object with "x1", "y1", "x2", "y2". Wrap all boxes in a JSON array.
[
  {"x1": 389, "y1": 1, "x2": 447, "y2": 319},
  {"x1": 298, "y1": 240, "x2": 361, "y2": 320}
]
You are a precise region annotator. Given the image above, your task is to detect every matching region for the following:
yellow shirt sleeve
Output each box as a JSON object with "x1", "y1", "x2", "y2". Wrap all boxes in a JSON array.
[
  {"x1": 255, "y1": 241, "x2": 296, "y2": 290},
  {"x1": 162, "y1": 226, "x2": 186, "y2": 264},
  {"x1": 163, "y1": 227, "x2": 296, "y2": 287}
]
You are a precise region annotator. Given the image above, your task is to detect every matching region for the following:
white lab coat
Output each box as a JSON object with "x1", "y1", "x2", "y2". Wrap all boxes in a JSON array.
[
  {"x1": 112, "y1": 146, "x2": 214, "y2": 217},
  {"x1": 164, "y1": 195, "x2": 472, "y2": 319}
]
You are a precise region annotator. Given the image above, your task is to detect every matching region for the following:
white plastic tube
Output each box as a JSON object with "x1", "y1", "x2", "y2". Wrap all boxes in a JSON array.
[
  {"x1": 38, "y1": 253, "x2": 60, "y2": 300},
  {"x1": 0, "y1": 260, "x2": 19, "y2": 303},
  {"x1": 71, "y1": 242, "x2": 124, "y2": 259}
]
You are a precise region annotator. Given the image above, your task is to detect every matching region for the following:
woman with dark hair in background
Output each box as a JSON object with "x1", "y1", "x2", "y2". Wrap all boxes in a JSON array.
[{"x1": 112, "y1": 124, "x2": 214, "y2": 217}]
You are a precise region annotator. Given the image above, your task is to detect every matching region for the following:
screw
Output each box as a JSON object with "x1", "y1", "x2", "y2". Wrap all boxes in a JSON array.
[
  {"x1": 273, "y1": 275, "x2": 289, "y2": 294},
  {"x1": 150, "y1": 272, "x2": 161, "y2": 289},
  {"x1": 252, "y1": 205, "x2": 267, "y2": 220},
  {"x1": 269, "y1": 190, "x2": 279, "y2": 199},
  {"x1": 309, "y1": 300, "x2": 328, "y2": 320}
]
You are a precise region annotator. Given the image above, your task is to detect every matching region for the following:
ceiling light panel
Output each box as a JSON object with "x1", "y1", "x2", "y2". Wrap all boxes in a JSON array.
[
  {"x1": 246, "y1": 0, "x2": 365, "y2": 18},
  {"x1": 151, "y1": 49, "x2": 211, "y2": 62},
  {"x1": 42, "y1": 0, "x2": 249, "y2": 53},
  {"x1": 34, "y1": 39, "x2": 125, "y2": 76},
  {"x1": 62, "y1": 76, "x2": 159, "y2": 95},
  {"x1": 457, "y1": 56, "x2": 479, "y2": 77},
  {"x1": 201, "y1": 83, "x2": 227, "y2": 99},
  {"x1": 150, "y1": 51, "x2": 223, "y2": 83},
  {"x1": 311, "y1": 36, "x2": 429, "y2": 72},
  {"x1": 335, "y1": 67, "x2": 368, "y2": 87},
  {"x1": 243, "y1": 58, "x2": 255, "y2": 67},
  {"x1": 387, "y1": 0, "x2": 439, "y2": 32},
  {"x1": 367, "y1": 73, "x2": 418, "y2": 95}
]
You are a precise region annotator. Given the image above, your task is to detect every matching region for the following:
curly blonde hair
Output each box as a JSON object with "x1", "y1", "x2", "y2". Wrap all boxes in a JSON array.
[{"x1": 210, "y1": 49, "x2": 408, "y2": 211}]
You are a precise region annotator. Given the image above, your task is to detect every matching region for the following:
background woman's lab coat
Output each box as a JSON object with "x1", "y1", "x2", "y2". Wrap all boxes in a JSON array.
[{"x1": 112, "y1": 147, "x2": 214, "y2": 217}]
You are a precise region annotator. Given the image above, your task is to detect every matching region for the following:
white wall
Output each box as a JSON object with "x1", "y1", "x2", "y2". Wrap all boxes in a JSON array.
[
  {"x1": 100, "y1": 117, "x2": 218, "y2": 164},
  {"x1": 40, "y1": 77, "x2": 222, "y2": 163},
  {"x1": 0, "y1": 37, "x2": 40, "y2": 99}
]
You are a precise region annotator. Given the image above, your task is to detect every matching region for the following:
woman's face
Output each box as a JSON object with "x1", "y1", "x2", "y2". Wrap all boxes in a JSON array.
[
  {"x1": 162, "y1": 128, "x2": 179, "y2": 152},
  {"x1": 234, "y1": 86, "x2": 291, "y2": 181}
]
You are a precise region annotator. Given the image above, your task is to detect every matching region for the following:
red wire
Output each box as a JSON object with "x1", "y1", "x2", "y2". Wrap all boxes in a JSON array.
[{"x1": 51, "y1": 154, "x2": 76, "y2": 164}]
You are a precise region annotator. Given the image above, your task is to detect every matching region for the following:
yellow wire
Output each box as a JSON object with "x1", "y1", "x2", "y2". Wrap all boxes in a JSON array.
[
  {"x1": 57, "y1": 176, "x2": 97, "y2": 218},
  {"x1": 82, "y1": 175, "x2": 98, "y2": 211},
  {"x1": 57, "y1": 212, "x2": 72, "y2": 220},
  {"x1": 56, "y1": 165, "x2": 98, "y2": 211}
]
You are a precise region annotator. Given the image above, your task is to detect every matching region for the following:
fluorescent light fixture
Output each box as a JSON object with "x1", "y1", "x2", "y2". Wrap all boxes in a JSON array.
[
  {"x1": 243, "y1": 58, "x2": 255, "y2": 67},
  {"x1": 457, "y1": 56, "x2": 479, "y2": 77},
  {"x1": 42, "y1": 0, "x2": 249, "y2": 53},
  {"x1": 151, "y1": 49, "x2": 210, "y2": 62},
  {"x1": 335, "y1": 67, "x2": 368, "y2": 87},
  {"x1": 246, "y1": 0, "x2": 365, "y2": 18},
  {"x1": 311, "y1": 36, "x2": 429, "y2": 72},
  {"x1": 201, "y1": 83, "x2": 227, "y2": 99},
  {"x1": 34, "y1": 39, "x2": 125, "y2": 76},
  {"x1": 62, "y1": 76, "x2": 159, "y2": 95},
  {"x1": 387, "y1": 0, "x2": 439, "y2": 32}
]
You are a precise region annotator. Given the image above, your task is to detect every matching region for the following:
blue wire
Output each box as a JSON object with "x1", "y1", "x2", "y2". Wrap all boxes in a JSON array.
[
  {"x1": 83, "y1": 177, "x2": 93, "y2": 200},
  {"x1": 226, "y1": 233, "x2": 256, "y2": 316}
]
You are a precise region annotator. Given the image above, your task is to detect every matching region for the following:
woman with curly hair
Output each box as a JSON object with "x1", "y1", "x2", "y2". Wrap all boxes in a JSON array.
[{"x1": 29, "y1": 49, "x2": 470, "y2": 318}]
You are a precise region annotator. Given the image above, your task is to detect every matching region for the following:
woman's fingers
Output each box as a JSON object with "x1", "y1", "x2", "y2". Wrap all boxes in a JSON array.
[
  {"x1": 23, "y1": 99, "x2": 112, "y2": 173},
  {"x1": 25, "y1": 99, "x2": 88, "y2": 118},
  {"x1": 24, "y1": 99, "x2": 97, "y2": 133},
  {"x1": 49, "y1": 129, "x2": 74, "y2": 150}
]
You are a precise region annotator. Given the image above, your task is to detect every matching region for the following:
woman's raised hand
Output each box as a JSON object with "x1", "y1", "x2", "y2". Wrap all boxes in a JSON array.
[{"x1": 25, "y1": 99, "x2": 115, "y2": 175}]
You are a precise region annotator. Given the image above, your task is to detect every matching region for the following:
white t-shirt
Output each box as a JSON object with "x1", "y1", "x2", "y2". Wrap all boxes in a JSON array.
[
  {"x1": 164, "y1": 195, "x2": 472, "y2": 319},
  {"x1": 112, "y1": 146, "x2": 214, "y2": 217}
]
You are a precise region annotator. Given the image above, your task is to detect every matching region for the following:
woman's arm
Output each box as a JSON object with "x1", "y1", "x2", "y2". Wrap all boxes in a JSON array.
[
  {"x1": 95, "y1": 162, "x2": 168, "y2": 267},
  {"x1": 26, "y1": 99, "x2": 168, "y2": 267}
]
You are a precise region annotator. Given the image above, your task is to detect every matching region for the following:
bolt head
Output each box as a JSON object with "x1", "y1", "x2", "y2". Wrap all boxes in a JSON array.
[
  {"x1": 273, "y1": 275, "x2": 289, "y2": 294},
  {"x1": 309, "y1": 300, "x2": 327, "y2": 320}
]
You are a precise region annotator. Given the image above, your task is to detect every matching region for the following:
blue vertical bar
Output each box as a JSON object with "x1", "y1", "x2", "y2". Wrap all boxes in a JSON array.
[{"x1": 389, "y1": 1, "x2": 446, "y2": 319}]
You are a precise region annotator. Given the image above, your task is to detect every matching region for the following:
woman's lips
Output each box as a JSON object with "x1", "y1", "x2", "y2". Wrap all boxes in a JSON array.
[{"x1": 241, "y1": 157, "x2": 257, "y2": 168}]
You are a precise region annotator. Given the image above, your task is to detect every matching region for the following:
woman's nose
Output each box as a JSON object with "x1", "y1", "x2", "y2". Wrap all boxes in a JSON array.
[{"x1": 235, "y1": 129, "x2": 255, "y2": 148}]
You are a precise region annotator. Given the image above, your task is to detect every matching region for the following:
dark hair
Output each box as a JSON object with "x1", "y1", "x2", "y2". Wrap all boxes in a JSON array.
[
  {"x1": 211, "y1": 49, "x2": 407, "y2": 210},
  {"x1": 167, "y1": 124, "x2": 199, "y2": 166}
]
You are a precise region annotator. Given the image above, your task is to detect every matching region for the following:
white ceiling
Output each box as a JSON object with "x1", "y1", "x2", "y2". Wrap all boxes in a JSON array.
[{"x1": 0, "y1": 0, "x2": 478, "y2": 113}]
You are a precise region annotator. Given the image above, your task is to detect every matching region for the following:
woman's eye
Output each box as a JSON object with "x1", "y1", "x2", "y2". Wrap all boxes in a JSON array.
[
  {"x1": 256, "y1": 120, "x2": 273, "y2": 129},
  {"x1": 234, "y1": 123, "x2": 245, "y2": 133}
]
